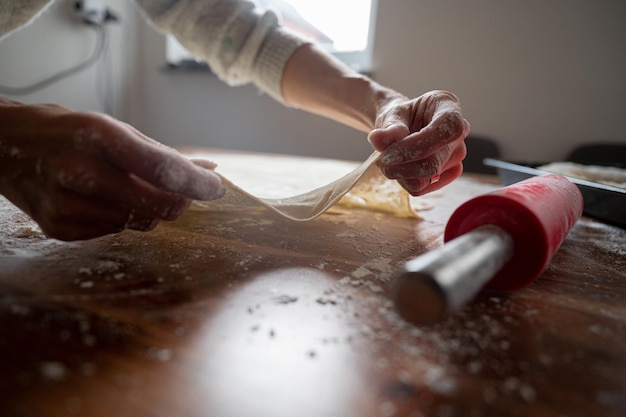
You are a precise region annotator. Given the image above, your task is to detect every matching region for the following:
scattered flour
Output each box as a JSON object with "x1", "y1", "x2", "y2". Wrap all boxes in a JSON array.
[
  {"x1": 272, "y1": 294, "x2": 299, "y2": 305},
  {"x1": 40, "y1": 361, "x2": 67, "y2": 381},
  {"x1": 148, "y1": 347, "x2": 173, "y2": 362}
]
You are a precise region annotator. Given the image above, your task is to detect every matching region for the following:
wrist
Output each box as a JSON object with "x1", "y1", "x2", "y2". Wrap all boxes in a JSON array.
[
  {"x1": 368, "y1": 83, "x2": 407, "y2": 127},
  {"x1": 281, "y1": 44, "x2": 405, "y2": 133}
]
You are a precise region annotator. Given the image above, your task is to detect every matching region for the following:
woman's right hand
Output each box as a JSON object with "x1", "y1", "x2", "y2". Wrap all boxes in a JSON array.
[
  {"x1": 368, "y1": 90, "x2": 470, "y2": 196},
  {"x1": 0, "y1": 98, "x2": 225, "y2": 241}
]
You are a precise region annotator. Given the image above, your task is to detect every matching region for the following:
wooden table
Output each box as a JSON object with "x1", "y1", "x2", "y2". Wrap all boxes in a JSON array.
[{"x1": 1, "y1": 151, "x2": 625, "y2": 417}]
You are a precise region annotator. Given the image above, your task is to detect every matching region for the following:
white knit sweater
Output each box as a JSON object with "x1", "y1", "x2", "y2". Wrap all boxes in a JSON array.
[{"x1": 0, "y1": 0, "x2": 307, "y2": 102}]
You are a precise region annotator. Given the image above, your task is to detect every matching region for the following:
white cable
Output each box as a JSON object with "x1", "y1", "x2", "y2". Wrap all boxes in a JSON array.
[
  {"x1": 96, "y1": 23, "x2": 113, "y2": 115},
  {"x1": 0, "y1": 24, "x2": 106, "y2": 96}
]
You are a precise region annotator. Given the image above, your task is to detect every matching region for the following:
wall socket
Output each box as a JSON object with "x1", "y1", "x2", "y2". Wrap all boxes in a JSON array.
[{"x1": 71, "y1": 0, "x2": 109, "y2": 25}]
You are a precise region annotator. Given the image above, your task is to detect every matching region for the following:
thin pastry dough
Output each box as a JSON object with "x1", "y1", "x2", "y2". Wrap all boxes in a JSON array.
[{"x1": 192, "y1": 151, "x2": 421, "y2": 221}]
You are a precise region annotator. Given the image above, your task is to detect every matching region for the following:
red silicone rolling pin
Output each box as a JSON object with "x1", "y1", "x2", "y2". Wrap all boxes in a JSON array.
[{"x1": 392, "y1": 174, "x2": 584, "y2": 325}]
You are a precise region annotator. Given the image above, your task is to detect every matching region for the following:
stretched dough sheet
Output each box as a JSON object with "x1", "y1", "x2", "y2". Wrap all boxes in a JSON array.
[{"x1": 190, "y1": 151, "x2": 422, "y2": 221}]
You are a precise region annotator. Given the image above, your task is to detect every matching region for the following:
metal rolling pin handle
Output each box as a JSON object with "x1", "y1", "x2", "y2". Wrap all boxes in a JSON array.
[{"x1": 391, "y1": 225, "x2": 514, "y2": 325}]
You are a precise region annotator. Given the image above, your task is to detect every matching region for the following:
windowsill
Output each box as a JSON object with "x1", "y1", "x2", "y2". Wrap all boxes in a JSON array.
[
  {"x1": 163, "y1": 60, "x2": 214, "y2": 73},
  {"x1": 162, "y1": 59, "x2": 372, "y2": 77}
]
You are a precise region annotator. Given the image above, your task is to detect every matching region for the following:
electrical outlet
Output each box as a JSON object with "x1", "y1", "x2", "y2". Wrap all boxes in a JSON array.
[{"x1": 71, "y1": 0, "x2": 108, "y2": 25}]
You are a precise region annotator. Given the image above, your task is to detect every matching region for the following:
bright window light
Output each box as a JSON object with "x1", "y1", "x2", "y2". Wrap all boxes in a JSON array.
[
  {"x1": 167, "y1": 0, "x2": 377, "y2": 72},
  {"x1": 270, "y1": 0, "x2": 373, "y2": 52}
]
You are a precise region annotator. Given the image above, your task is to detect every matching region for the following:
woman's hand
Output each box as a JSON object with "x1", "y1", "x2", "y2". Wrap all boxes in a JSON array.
[
  {"x1": 280, "y1": 45, "x2": 469, "y2": 196},
  {"x1": 368, "y1": 90, "x2": 470, "y2": 196},
  {"x1": 0, "y1": 98, "x2": 225, "y2": 241}
]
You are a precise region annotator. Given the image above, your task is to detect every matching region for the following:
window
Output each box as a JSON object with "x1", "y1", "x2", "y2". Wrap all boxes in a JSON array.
[{"x1": 166, "y1": 0, "x2": 377, "y2": 73}]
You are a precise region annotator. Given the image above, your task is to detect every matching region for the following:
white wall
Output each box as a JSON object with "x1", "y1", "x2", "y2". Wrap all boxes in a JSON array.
[
  {"x1": 1, "y1": 0, "x2": 625, "y2": 162},
  {"x1": 0, "y1": 0, "x2": 136, "y2": 120},
  {"x1": 372, "y1": 0, "x2": 626, "y2": 161}
]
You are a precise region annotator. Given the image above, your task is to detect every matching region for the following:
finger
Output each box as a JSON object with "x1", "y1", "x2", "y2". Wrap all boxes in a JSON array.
[
  {"x1": 50, "y1": 156, "x2": 192, "y2": 221},
  {"x1": 49, "y1": 204, "x2": 160, "y2": 239},
  {"x1": 72, "y1": 115, "x2": 225, "y2": 201},
  {"x1": 380, "y1": 110, "x2": 469, "y2": 166},
  {"x1": 397, "y1": 163, "x2": 463, "y2": 197},
  {"x1": 38, "y1": 191, "x2": 161, "y2": 240},
  {"x1": 396, "y1": 177, "x2": 430, "y2": 196},
  {"x1": 35, "y1": 191, "x2": 131, "y2": 241},
  {"x1": 367, "y1": 123, "x2": 410, "y2": 152},
  {"x1": 379, "y1": 144, "x2": 452, "y2": 180},
  {"x1": 421, "y1": 163, "x2": 464, "y2": 195},
  {"x1": 380, "y1": 141, "x2": 466, "y2": 180},
  {"x1": 125, "y1": 211, "x2": 160, "y2": 232},
  {"x1": 123, "y1": 173, "x2": 193, "y2": 221},
  {"x1": 419, "y1": 164, "x2": 463, "y2": 195}
]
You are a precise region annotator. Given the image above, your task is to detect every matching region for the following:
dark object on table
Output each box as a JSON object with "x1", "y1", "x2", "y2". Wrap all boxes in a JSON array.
[
  {"x1": 483, "y1": 158, "x2": 626, "y2": 229},
  {"x1": 464, "y1": 135, "x2": 501, "y2": 174},
  {"x1": 567, "y1": 143, "x2": 626, "y2": 168}
]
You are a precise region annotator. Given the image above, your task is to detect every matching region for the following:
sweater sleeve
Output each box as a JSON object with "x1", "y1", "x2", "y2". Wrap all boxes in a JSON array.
[
  {"x1": 0, "y1": 0, "x2": 54, "y2": 42},
  {"x1": 134, "y1": 0, "x2": 308, "y2": 103}
]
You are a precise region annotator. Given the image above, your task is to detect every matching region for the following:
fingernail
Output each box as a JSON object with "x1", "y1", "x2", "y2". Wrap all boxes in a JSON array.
[
  {"x1": 191, "y1": 158, "x2": 218, "y2": 170},
  {"x1": 156, "y1": 157, "x2": 225, "y2": 201},
  {"x1": 183, "y1": 169, "x2": 225, "y2": 201},
  {"x1": 368, "y1": 125, "x2": 405, "y2": 150},
  {"x1": 366, "y1": 129, "x2": 380, "y2": 145},
  {"x1": 198, "y1": 172, "x2": 226, "y2": 200}
]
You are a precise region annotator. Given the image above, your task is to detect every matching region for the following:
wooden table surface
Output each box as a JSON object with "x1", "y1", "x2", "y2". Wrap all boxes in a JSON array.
[{"x1": 1, "y1": 151, "x2": 625, "y2": 417}]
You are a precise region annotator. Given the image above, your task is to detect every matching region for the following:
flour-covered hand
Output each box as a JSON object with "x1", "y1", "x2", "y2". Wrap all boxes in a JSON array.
[
  {"x1": 368, "y1": 90, "x2": 470, "y2": 196},
  {"x1": 0, "y1": 98, "x2": 224, "y2": 241}
]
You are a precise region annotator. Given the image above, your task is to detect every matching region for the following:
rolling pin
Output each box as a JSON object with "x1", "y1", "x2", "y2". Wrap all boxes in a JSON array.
[{"x1": 392, "y1": 174, "x2": 584, "y2": 325}]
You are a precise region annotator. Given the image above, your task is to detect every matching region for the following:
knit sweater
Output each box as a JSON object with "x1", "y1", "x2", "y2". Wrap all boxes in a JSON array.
[{"x1": 0, "y1": 0, "x2": 307, "y2": 102}]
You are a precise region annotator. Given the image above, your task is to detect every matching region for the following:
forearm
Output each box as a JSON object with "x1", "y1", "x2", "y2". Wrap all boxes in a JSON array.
[{"x1": 281, "y1": 43, "x2": 405, "y2": 133}]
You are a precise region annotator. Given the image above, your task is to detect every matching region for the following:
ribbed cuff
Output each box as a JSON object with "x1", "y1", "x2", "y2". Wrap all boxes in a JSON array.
[{"x1": 252, "y1": 27, "x2": 309, "y2": 104}]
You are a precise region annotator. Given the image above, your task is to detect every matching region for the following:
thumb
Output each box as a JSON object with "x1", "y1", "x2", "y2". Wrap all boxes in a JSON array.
[{"x1": 367, "y1": 123, "x2": 410, "y2": 152}]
